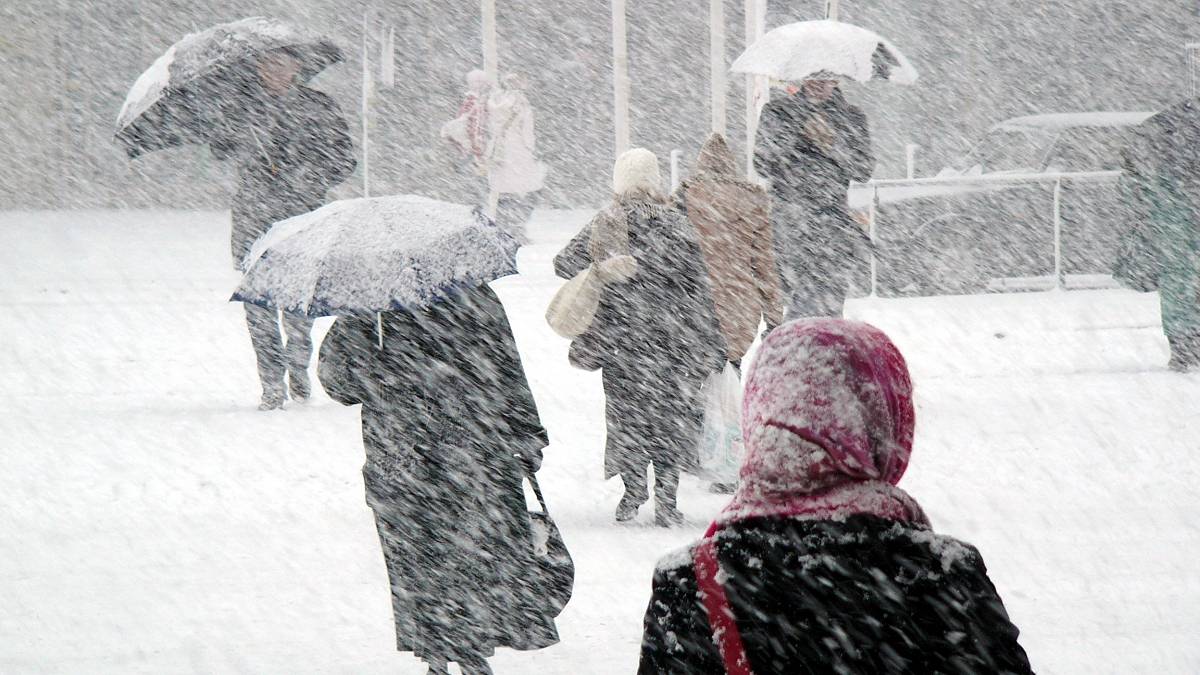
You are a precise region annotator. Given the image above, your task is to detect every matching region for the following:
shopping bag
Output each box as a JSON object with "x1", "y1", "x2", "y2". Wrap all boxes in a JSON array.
[
  {"x1": 698, "y1": 362, "x2": 744, "y2": 483},
  {"x1": 545, "y1": 254, "x2": 637, "y2": 339}
]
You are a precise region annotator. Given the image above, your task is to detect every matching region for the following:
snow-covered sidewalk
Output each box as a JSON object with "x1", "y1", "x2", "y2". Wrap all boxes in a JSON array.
[{"x1": 2, "y1": 209, "x2": 1198, "y2": 673}]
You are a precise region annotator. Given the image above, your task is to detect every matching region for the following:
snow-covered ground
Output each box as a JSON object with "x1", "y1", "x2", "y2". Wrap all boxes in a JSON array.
[{"x1": 2, "y1": 209, "x2": 1198, "y2": 674}]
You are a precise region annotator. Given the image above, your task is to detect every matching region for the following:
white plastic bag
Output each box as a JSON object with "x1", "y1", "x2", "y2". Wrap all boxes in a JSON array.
[{"x1": 698, "y1": 362, "x2": 744, "y2": 483}]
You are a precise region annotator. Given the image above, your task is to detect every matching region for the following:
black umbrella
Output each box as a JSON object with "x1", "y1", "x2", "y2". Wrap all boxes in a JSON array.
[{"x1": 115, "y1": 16, "x2": 342, "y2": 159}]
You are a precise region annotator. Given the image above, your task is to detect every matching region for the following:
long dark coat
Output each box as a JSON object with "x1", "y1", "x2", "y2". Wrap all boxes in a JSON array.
[
  {"x1": 554, "y1": 197, "x2": 726, "y2": 478},
  {"x1": 213, "y1": 84, "x2": 356, "y2": 269},
  {"x1": 639, "y1": 515, "x2": 1033, "y2": 674},
  {"x1": 318, "y1": 285, "x2": 558, "y2": 660},
  {"x1": 754, "y1": 90, "x2": 873, "y2": 317}
]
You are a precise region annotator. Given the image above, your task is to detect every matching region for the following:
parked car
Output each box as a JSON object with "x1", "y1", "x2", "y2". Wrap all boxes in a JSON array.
[{"x1": 851, "y1": 111, "x2": 1154, "y2": 295}]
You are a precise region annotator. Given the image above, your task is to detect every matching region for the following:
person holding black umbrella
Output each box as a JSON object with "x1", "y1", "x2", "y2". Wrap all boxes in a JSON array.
[{"x1": 211, "y1": 47, "x2": 356, "y2": 410}]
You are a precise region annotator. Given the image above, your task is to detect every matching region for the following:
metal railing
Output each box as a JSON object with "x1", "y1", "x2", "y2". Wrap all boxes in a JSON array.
[{"x1": 860, "y1": 170, "x2": 1124, "y2": 296}]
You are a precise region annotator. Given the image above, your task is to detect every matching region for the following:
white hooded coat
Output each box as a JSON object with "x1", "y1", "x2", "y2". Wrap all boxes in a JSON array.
[{"x1": 486, "y1": 88, "x2": 546, "y2": 195}]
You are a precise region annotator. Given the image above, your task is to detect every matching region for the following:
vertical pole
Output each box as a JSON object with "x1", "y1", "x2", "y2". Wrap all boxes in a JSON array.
[
  {"x1": 869, "y1": 184, "x2": 879, "y2": 297},
  {"x1": 905, "y1": 143, "x2": 919, "y2": 179},
  {"x1": 1190, "y1": 44, "x2": 1198, "y2": 98},
  {"x1": 825, "y1": 0, "x2": 840, "y2": 20},
  {"x1": 482, "y1": 0, "x2": 498, "y2": 84},
  {"x1": 1052, "y1": 178, "x2": 1064, "y2": 290},
  {"x1": 361, "y1": 13, "x2": 370, "y2": 198},
  {"x1": 612, "y1": 0, "x2": 631, "y2": 157},
  {"x1": 709, "y1": 0, "x2": 727, "y2": 135},
  {"x1": 744, "y1": 0, "x2": 767, "y2": 177},
  {"x1": 670, "y1": 149, "x2": 683, "y2": 192}
]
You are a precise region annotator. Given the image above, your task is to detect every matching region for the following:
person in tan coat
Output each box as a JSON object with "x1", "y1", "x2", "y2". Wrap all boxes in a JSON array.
[{"x1": 677, "y1": 133, "x2": 785, "y2": 365}]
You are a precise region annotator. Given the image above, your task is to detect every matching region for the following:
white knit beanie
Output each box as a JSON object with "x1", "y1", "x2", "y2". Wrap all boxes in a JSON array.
[{"x1": 612, "y1": 148, "x2": 662, "y2": 197}]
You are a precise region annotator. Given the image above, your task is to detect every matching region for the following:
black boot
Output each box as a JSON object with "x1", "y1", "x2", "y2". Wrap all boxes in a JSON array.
[{"x1": 615, "y1": 491, "x2": 643, "y2": 522}]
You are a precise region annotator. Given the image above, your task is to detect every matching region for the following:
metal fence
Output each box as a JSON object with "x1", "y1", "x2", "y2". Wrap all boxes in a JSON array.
[{"x1": 860, "y1": 170, "x2": 1124, "y2": 296}]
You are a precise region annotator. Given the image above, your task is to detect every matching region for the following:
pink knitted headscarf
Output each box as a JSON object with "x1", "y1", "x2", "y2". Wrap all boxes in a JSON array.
[{"x1": 719, "y1": 319, "x2": 929, "y2": 526}]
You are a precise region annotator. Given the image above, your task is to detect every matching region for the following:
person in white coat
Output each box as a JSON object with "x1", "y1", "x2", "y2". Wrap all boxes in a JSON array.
[{"x1": 486, "y1": 73, "x2": 546, "y2": 242}]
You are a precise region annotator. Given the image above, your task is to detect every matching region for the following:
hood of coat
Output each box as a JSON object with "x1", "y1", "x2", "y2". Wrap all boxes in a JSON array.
[
  {"x1": 613, "y1": 148, "x2": 664, "y2": 198},
  {"x1": 719, "y1": 318, "x2": 928, "y2": 526},
  {"x1": 696, "y1": 133, "x2": 739, "y2": 177}
]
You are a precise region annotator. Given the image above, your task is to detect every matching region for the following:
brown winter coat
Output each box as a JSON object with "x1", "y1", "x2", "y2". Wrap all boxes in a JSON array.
[{"x1": 678, "y1": 134, "x2": 785, "y2": 361}]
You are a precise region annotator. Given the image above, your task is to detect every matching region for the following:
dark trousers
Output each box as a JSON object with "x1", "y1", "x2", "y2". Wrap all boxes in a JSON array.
[
  {"x1": 621, "y1": 464, "x2": 680, "y2": 509},
  {"x1": 244, "y1": 303, "x2": 313, "y2": 397}
]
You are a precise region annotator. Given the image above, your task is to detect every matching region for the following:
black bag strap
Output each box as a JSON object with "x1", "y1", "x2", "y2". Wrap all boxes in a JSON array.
[{"x1": 525, "y1": 469, "x2": 550, "y2": 515}]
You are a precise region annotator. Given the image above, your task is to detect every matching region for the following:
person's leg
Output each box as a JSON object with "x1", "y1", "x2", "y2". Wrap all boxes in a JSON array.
[
  {"x1": 653, "y1": 464, "x2": 683, "y2": 527},
  {"x1": 281, "y1": 312, "x2": 314, "y2": 400},
  {"x1": 617, "y1": 468, "x2": 649, "y2": 522},
  {"x1": 244, "y1": 303, "x2": 286, "y2": 409}
]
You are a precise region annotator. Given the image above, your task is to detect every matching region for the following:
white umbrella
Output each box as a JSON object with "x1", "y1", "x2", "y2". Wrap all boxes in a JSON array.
[
  {"x1": 232, "y1": 195, "x2": 518, "y2": 317},
  {"x1": 731, "y1": 19, "x2": 918, "y2": 85}
]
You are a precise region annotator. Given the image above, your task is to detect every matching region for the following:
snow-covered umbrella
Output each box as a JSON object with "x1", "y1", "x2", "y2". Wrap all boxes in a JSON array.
[
  {"x1": 231, "y1": 195, "x2": 519, "y2": 319},
  {"x1": 731, "y1": 19, "x2": 918, "y2": 85},
  {"x1": 115, "y1": 16, "x2": 342, "y2": 159}
]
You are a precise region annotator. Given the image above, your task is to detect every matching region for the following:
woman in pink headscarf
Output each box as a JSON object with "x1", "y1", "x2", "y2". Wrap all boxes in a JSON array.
[{"x1": 638, "y1": 319, "x2": 1032, "y2": 674}]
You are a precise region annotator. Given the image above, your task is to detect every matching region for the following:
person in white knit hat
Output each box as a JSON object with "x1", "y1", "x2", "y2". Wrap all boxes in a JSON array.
[{"x1": 553, "y1": 148, "x2": 726, "y2": 526}]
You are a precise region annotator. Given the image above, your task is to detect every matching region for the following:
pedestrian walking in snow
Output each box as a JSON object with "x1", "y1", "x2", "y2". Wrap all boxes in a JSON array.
[
  {"x1": 486, "y1": 73, "x2": 547, "y2": 243},
  {"x1": 318, "y1": 284, "x2": 558, "y2": 675},
  {"x1": 1119, "y1": 100, "x2": 1200, "y2": 372},
  {"x1": 638, "y1": 318, "x2": 1033, "y2": 674},
  {"x1": 754, "y1": 77, "x2": 873, "y2": 320},
  {"x1": 677, "y1": 133, "x2": 785, "y2": 494},
  {"x1": 211, "y1": 48, "x2": 356, "y2": 410},
  {"x1": 554, "y1": 148, "x2": 726, "y2": 527},
  {"x1": 441, "y1": 69, "x2": 492, "y2": 205},
  {"x1": 677, "y1": 133, "x2": 784, "y2": 364}
]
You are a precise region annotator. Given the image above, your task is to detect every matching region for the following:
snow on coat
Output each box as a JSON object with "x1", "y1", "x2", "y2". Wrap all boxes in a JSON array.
[
  {"x1": 678, "y1": 134, "x2": 785, "y2": 361},
  {"x1": 486, "y1": 88, "x2": 546, "y2": 195},
  {"x1": 755, "y1": 90, "x2": 873, "y2": 317},
  {"x1": 554, "y1": 162, "x2": 726, "y2": 478},
  {"x1": 317, "y1": 284, "x2": 557, "y2": 660},
  {"x1": 753, "y1": 88, "x2": 872, "y2": 207},
  {"x1": 638, "y1": 516, "x2": 1033, "y2": 674},
  {"x1": 638, "y1": 319, "x2": 1031, "y2": 674},
  {"x1": 213, "y1": 85, "x2": 356, "y2": 270}
]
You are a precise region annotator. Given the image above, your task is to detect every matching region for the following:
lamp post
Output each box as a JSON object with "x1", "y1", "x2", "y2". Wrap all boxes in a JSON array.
[
  {"x1": 710, "y1": 0, "x2": 727, "y2": 135},
  {"x1": 612, "y1": 0, "x2": 631, "y2": 157},
  {"x1": 744, "y1": 0, "x2": 767, "y2": 177}
]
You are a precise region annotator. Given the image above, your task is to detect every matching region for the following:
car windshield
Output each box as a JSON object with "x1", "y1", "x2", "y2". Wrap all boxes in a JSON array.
[
  {"x1": 956, "y1": 128, "x2": 1056, "y2": 173},
  {"x1": 1042, "y1": 126, "x2": 1133, "y2": 172}
]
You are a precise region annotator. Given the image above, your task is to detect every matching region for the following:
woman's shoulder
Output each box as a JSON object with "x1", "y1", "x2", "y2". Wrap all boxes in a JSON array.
[
  {"x1": 654, "y1": 540, "x2": 702, "y2": 577},
  {"x1": 721, "y1": 516, "x2": 986, "y2": 574}
]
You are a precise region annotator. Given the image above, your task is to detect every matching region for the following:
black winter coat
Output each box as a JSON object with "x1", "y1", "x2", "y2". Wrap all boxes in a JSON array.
[
  {"x1": 639, "y1": 515, "x2": 1033, "y2": 674},
  {"x1": 554, "y1": 198, "x2": 726, "y2": 477},
  {"x1": 754, "y1": 90, "x2": 872, "y2": 208},
  {"x1": 318, "y1": 285, "x2": 557, "y2": 659},
  {"x1": 214, "y1": 85, "x2": 356, "y2": 269}
]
